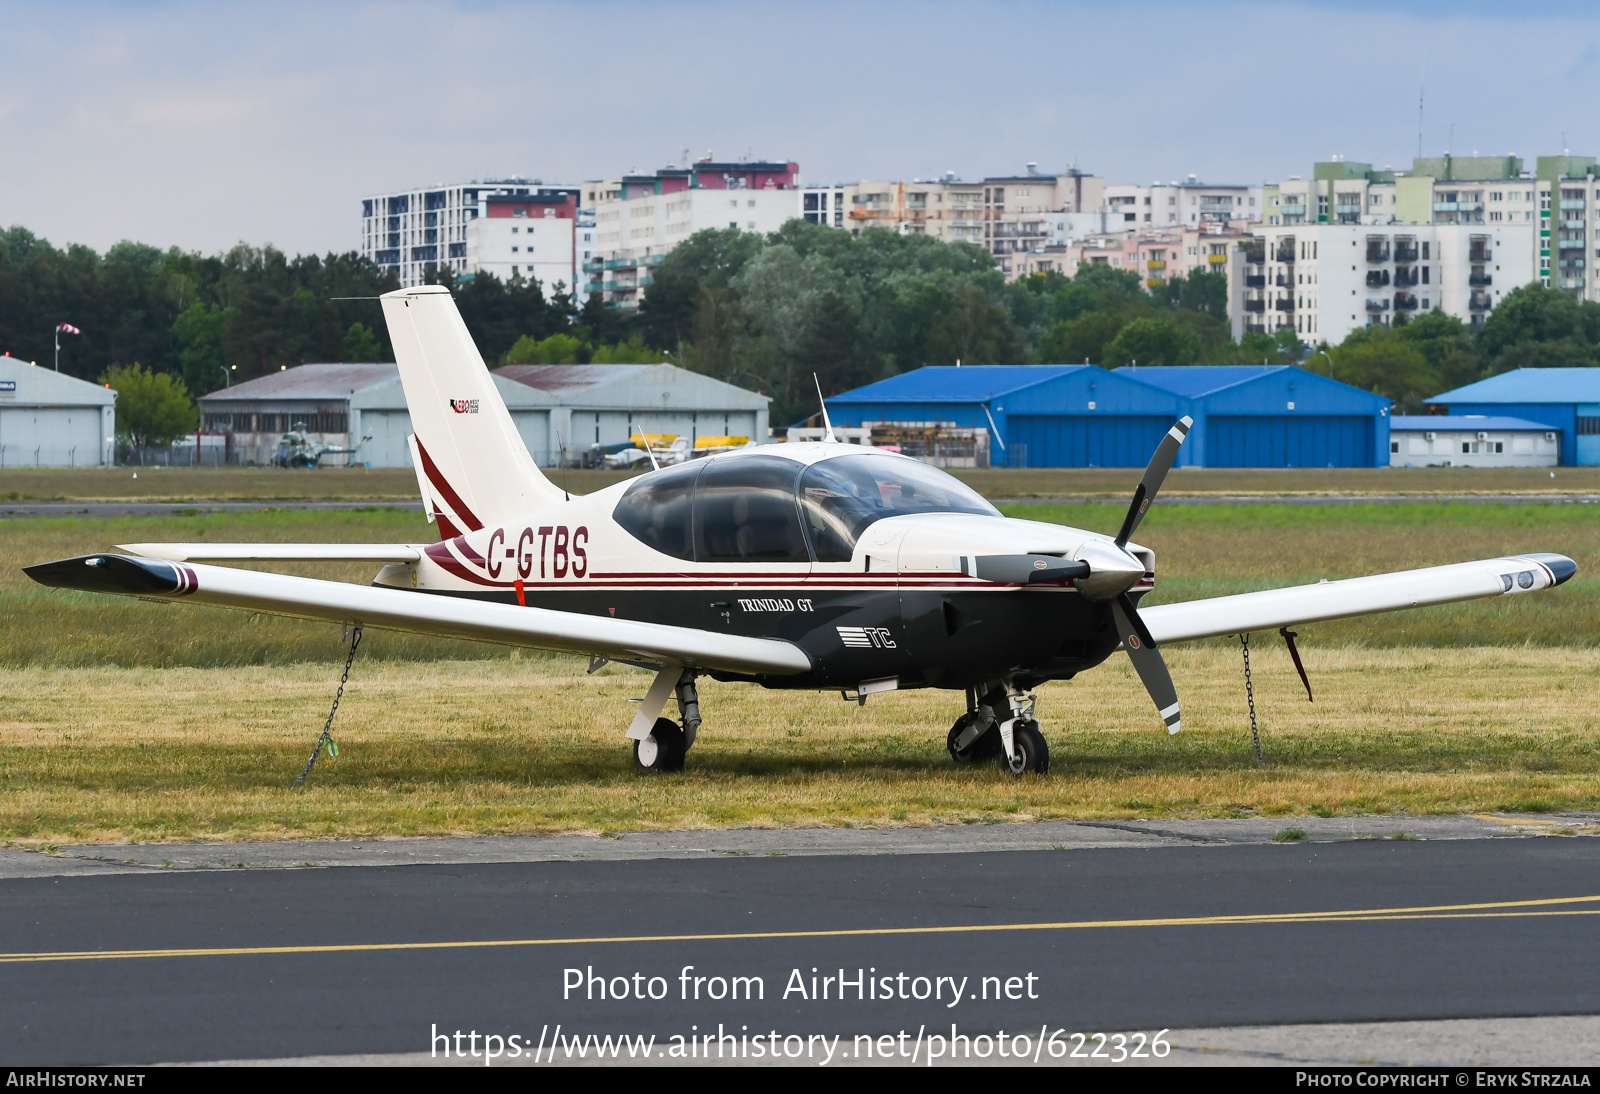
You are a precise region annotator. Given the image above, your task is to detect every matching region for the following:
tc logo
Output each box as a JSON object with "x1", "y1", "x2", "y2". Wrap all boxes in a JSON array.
[
  {"x1": 449, "y1": 399, "x2": 480, "y2": 414},
  {"x1": 837, "y1": 626, "x2": 896, "y2": 649}
]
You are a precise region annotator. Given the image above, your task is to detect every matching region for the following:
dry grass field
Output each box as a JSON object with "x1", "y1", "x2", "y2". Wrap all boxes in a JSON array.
[
  {"x1": 1, "y1": 494, "x2": 1597, "y2": 844},
  {"x1": 2, "y1": 647, "x2": 1596, "y2": 845}
]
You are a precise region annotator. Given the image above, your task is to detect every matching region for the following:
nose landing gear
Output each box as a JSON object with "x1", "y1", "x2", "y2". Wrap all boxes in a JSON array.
[{"x1": 947, "y1": 683, "x2": 1050, "y2": 775}]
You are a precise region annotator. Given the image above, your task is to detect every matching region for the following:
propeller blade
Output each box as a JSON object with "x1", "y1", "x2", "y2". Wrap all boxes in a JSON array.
[
  {"x1": 1114, "y1": 416, "x2": 1194, "y2": 548},
  {"x1": 1112, "y1": 593, "x2": 1182, "y2": 735},
  {"x1": 957, "y1": 554, "x2": 1090, "y2": 584}
]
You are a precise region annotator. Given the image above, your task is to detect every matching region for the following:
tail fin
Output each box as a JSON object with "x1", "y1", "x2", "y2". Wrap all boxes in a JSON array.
[{"x1": 381, "y1": 285, "x2": 565, "y2": 533}]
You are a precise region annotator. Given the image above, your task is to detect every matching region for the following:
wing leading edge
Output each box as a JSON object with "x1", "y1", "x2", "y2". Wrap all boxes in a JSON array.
[
  {"x1": 118, "y1": 543, "x2": 423, "y2": 562},
  {"x1": 1140, "y1": 553, "x2": 1576, "y2": 645},
  {"x1": 25, "y1": 554, "x2": 811, "y2": 678}
]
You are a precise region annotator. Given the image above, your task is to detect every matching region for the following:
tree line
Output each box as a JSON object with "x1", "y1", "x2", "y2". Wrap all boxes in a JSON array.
[{"x1": 6, "y1": 219, "x2": 1600, "y2": 442}]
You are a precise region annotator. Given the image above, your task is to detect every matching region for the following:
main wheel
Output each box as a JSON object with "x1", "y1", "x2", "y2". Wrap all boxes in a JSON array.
[
  {"x1": 1002, "y1": 719, "x2": 1050, "y2": 777},
  {"x1": 947, "y1": 712, "x2": 1001, "y2": 763},
  {"x1": 633, "y1": 717, "x2": 687, "y2": 773}
]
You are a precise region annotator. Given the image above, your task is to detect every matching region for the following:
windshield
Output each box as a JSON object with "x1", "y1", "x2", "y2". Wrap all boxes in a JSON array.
[{"x1": 798, "y1": 454, "x2": 1000, "y2": 562}]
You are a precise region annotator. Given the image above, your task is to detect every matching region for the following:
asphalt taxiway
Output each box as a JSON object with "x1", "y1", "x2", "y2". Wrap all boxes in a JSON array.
[{"x1": 4, "y1": 817, "x2": 1600, "y2": 1065}]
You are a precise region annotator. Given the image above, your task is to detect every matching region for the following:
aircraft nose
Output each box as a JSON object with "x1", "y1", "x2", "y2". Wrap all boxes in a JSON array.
[{"x1": 1072, "y1": 539, "x2": 1147, "y2": 601}]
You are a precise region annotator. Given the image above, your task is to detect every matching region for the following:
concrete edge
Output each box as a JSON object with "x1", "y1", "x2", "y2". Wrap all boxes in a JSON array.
[{"x1": 3, "y1": 812, "x2": 1596, "y2": 879}]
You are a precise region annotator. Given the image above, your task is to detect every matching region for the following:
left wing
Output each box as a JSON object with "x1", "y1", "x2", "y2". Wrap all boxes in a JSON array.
[
  {"x1": 118, "y1": 543, "x2": 422, "y2": 562},
  {"x1": 25, "y1": 554, "x2": 811, "y2": 678},
  {"x1": 1141, "y1": 553, "x2": 1576, "y2": 645}
]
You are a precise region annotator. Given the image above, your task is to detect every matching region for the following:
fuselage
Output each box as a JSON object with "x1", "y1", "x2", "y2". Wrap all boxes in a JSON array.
[{"x1": 376, "y1": 444, "x2": 1154, "y2": 692}]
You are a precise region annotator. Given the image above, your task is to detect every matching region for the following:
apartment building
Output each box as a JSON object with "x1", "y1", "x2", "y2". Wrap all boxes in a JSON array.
[
  {"x1": 360, "y1": 179, "x2": 568, "y2": 287},
  {"x1": 582, "y1": 159, "x2": 799, "y2": 308},
  {"x1": 1532, "y1": 155, "x2": 1600, "y2": 298},
  {"x1": 984, "y1": 167, "x2": 1104, "y2": 273},
  {"x1": 1234, "y1": 222, "x2": 1535, "y2": 344},
  {"x1": 801, "y1": 177, "x2": 988, "y2": 246},
  {"x1": 1102, "y1": 179, "x2": 1261, "y2": 232},
  {"x1": 463, "y1": 190, "x2": 581, "y2": 293}
]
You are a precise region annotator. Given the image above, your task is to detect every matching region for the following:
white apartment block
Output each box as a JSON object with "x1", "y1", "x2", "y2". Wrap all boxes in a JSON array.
[
  {"x1": 1102, "y1": 179, "x2": 1261, "y2": 232},
  {"x1": 1234, "y1": 222, "x2": 1535, "y2": 345},
  {"x1": 582, "y1": 160, "x2": 800, "y2": 308},
  {"x1": 361, "y1": 179, "x2": 569, "y2": 287},
  {"x1": 463, "y1": 189, "x2": 581, "y2": 294}
]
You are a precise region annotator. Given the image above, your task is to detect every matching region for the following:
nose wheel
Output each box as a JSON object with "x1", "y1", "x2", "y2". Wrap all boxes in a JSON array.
[
  {"x1": 947, "y1": 685, "x2": 1050, "y2": 775},
  {"x1": 1001, "y1": 719, "x2": 1049, "y2": 776}
]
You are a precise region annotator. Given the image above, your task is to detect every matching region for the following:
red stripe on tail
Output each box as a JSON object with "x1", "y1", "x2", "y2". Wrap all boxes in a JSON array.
[{"x1": 415, "y1": 438, "x2": 483, "y2": 532}]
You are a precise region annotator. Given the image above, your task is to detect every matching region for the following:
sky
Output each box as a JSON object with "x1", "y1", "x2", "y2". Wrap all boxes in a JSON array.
[{"x1": 4, "y1": 0, "x2": 1600, "y2": 257}]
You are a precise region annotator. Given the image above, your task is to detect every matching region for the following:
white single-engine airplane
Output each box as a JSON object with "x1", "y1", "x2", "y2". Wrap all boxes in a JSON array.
[{"x1": 26, "y1": 287, "x2": 1577, "y2": 775}]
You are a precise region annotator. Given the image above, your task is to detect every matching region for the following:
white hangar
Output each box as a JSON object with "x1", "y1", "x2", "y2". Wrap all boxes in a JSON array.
[
  {"x1": 199, "y1": 361, "x2": 769, "y2": 468},
  {"x1": 0, "y1": 354, "x2": 117, "y2": 467}
]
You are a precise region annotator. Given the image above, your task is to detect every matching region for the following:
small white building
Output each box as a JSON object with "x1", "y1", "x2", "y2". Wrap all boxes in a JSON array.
[
  {"x1": 1388, "y1": 415, "x2": 1559, "y2": 468},
  {"x1": 0, "y1": 354, "x2": 116, "y2": 467}
]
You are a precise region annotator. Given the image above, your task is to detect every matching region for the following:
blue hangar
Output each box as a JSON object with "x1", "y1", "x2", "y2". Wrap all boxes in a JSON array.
[
  {"x1": 823, "y1": 365, "x2": 1392, "y2": 468},
  {"x1": 1427, "y1": 367, "x2": 1600, "y2": 466}
]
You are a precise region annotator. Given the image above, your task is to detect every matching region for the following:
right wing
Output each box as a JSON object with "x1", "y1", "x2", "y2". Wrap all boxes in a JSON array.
[
  {"x1": 1141, "y1": 553, "x2": 1576, "y2": 645},
  {"x1": 25, "y1": 554, "x2": 811, "y2": 678}
]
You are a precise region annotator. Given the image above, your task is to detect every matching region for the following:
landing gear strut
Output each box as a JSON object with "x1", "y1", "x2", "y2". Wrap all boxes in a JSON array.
[
  {"x1": 632, "y1": 669, "x2": 702, "y2": 773},
  {"x1": 947, "y1": 682, "x2": 1049, "y2": 775}
]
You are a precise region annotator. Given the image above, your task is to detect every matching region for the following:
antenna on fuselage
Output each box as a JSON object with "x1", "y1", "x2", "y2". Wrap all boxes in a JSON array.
[
  {"x1": 813, "y1": 373, "x2": 837, "y2": 443},
  {"x1": 640, "y1": 432, "x2": 661, "y2": 471}
]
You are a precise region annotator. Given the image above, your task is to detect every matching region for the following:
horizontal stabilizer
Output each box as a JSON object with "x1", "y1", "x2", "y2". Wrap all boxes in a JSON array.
[
  {"x1": 1142, "y1": 554, "x2": 1576, "y2": 645},
  {"x1": 117, "y1": 543, "x2": 423, "y2": 563},
  {"x1": 25, "y1": 554, "x2": 811, "y2": 678}
]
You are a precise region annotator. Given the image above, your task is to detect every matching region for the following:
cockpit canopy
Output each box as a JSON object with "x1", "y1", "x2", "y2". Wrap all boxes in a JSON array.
[{"x1": 612, "y1": 452, "x2": 1000, "y2": 563}]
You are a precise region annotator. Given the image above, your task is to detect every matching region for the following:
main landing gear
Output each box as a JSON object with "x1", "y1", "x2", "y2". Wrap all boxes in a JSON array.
[
  {"x1": 632, "y1": 670, "x2": 702, "y2": 774},
  {"x1": 947, "y1": 682, "x2": 1049, "y2": 776}
]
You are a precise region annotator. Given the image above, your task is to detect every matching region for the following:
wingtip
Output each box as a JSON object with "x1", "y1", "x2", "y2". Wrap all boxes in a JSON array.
[{"x1": 1529, "y1": 553, "x2": 1578, "y2": 587}]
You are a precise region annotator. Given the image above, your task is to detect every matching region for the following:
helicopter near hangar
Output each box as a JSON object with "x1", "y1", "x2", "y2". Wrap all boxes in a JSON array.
[{"x1": 25, "y1": 286, "x2": 1577, "y2": 775}]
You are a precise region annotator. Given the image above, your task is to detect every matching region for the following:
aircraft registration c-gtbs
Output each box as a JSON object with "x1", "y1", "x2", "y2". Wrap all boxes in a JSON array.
[{"x1": 26, "y1": 286, "x2": 1578, "y2": 775}]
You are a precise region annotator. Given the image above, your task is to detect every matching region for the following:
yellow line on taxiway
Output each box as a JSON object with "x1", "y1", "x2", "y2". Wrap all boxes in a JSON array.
[{"x1": 2, "y1": 893, "x2": 1597, "y2": 965}]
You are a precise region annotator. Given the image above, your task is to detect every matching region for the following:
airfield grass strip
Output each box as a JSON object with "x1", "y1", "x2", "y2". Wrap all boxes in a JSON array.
[{"x1": 2, "y1": 647, "x2": 1599, "y2": 844}]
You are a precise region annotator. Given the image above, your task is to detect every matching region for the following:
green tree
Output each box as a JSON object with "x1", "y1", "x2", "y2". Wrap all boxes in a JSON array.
[
  {"x1": 1329, "y1": 330, "x2": 1435, "y2": 411},
  {"x1": 341, "y1": 321, "x2": 383, "y2": 362},
  {"x1": 925, "y1": 282, "x2": 1021, "y2": 365},
  {"x1": 1038, "y1": 311, "x2": 1128, "y2": 364},
  {"x1": 504, "y1": 332, "x2": 585, "y2": 364},
  {"x1": 1170, "y1": 270, "x2": 1229, "y2": 322},
  {"x1": 171, "y1": 301, "x2": 237, "y2": 394},
  {"x1": 638, "y1": 228, "x2": 766, "y2": 350},
  {"x1": 1103, "y1": 317, "x2": 1204, "y2": 366},
  {"x1": 590, "y1": 335, "x2": 657, "y2": 363},
  {"x1": 103, "y1": 362, "x2": 197, "y2": 446},
  {"x1": 1476, "y1": 283, "x2": 1600, "y2": 374}
]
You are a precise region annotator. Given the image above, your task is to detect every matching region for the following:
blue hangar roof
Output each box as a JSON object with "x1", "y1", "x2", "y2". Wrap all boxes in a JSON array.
[
  {"x1": 826, "y1": 365, "x2": 1087, "y2": 404},
  {"x1": 1391, "y1": 415, "x2": 1561, "y2": 432},
  {"x1": 1112, "y1": 365, "x2": 1296, "y2": 397},
  {"x1": 1429, "y1": 368, "x2": 1600, "y2": 405}
]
